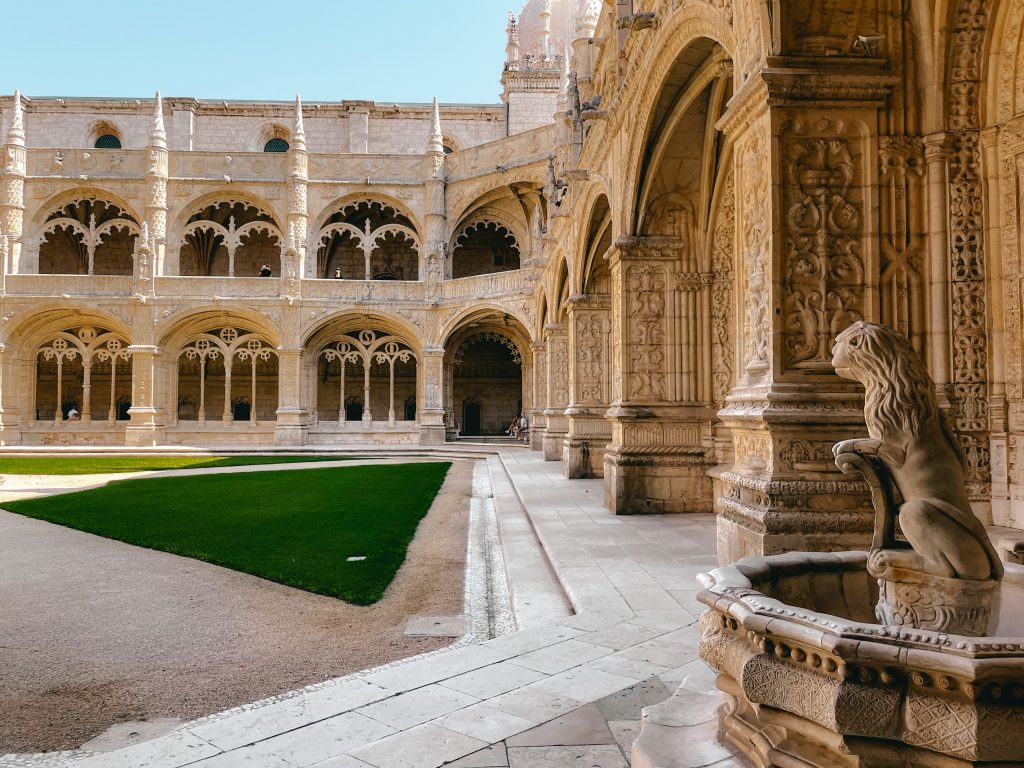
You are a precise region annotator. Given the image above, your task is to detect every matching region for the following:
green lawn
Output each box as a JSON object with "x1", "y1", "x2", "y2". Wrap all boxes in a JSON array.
[
  {"x1": 0, "y1": 455, "x2": 353, "y2": 475},
  {"x1": 3, "y1": 462, "x2": 451, "y2": 605}
]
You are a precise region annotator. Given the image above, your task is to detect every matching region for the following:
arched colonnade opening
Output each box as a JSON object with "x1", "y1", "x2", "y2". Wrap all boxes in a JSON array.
[
  {"x1": 443, "y1": 313, "x2": 531, "y2": 439},
  {"x1": 174, "y1": 327, "x2": 279, "y2": 426},
  {"x1": 177, "y1": 201, "x2": 283, "y2": 278},
  {"x1": 34, "y1": 326, "x2": 132, "y2": 423},
  {"x1": 38, "y1": 199, "x2": 140, "y2": 276},
  {"x1": 314, "y1": 200, "x2": 420, "y2": 281}
]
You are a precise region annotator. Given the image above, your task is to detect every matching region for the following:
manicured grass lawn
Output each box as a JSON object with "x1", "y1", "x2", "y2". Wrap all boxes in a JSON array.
[
  {"x1": 4, "y1": 462, "x2": 452, "y2": 605},
  {"x1": 0, "y1": 455, "x2": 352, "y2": 475}
]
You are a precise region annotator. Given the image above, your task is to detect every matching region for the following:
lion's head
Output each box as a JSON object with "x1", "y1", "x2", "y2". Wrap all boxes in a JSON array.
[{"x1": 832, "y1": 321, "x2": 938, "y2": 440}]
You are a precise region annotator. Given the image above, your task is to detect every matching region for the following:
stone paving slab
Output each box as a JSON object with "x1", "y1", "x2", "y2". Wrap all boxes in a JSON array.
[{"x1": 3, "y1": 448, "x2": 720, "y2": 768}]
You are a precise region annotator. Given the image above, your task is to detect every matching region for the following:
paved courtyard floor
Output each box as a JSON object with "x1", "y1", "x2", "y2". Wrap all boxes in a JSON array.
[{"x1": 2, "y1": 448, "x2": 739, "y2": 768}]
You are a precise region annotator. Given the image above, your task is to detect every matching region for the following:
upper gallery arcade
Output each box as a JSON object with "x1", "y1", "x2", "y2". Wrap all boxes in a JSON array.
[{"x1": 2, "y1": 0, "x2": 1024, "y2": 548}]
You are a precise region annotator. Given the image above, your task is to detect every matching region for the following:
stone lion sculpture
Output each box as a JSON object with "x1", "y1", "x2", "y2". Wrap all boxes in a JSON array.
[{"x1": 831, "y1": 320, "x2": 1002, "y2": 583}]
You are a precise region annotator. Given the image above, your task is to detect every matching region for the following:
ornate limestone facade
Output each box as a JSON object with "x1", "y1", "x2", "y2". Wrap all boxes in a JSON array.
[{"x1": 3, "y1": 0, "x2": 1024, "y2": 552}]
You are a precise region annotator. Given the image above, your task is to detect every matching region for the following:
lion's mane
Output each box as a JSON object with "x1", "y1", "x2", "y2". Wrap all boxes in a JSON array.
[{"x1": 839, "y1": 322, "x2": 947, "y2": 446}]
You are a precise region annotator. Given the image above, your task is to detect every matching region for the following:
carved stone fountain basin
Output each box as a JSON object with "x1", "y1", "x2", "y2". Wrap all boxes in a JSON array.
[{"x1": 698, "y1": 552, "x2": 1024, "y2": 767}]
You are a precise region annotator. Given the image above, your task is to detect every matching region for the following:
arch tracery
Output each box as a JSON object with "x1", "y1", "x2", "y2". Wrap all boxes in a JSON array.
[
  {"x1": 177, "y1": 201, "x2": 283, "y2": 277},
  {"x1": 35, "y1": 326, "x2": 133, "y2": 423},
  {"x1": 38, "y1": 199, "x2": 140, "y2": 275},
  {"x1": 314, "y1": 200, "x2": 421, "y2": 280},
  {"x1": 177, "y1": 327, "x2": 278, "y2": 425},
  {"x1": 317, "y1": 330, "x2": 418, "y2": 425}
]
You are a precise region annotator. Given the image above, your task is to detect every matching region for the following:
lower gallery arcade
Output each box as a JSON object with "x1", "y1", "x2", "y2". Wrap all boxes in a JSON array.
[{"x1": 10, "y1": 312, "x2": 533, "y2": 447}]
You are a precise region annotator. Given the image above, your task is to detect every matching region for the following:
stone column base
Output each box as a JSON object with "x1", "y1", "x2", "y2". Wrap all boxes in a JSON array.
[
  {"x1": 563, "y1": 436, "x2": 609, "y2": 478},
  {"x1": 715, "y1": 470, "x2": 873, "y2": 564},
  {"x1": 562, "y1": 409, "x2": 612, "y2": 478},
  {"x1": 603, "y1": 452, "x2": 713, "y2": 514},
  {"x1": 274, "y1": 409, "x2": 309, "y2": 446},
  {"x1": 418, "y1": 424, "x2": 446, "y2": 446},
  {"x1": 125, "y1": 407, "x2": 165, "y2": 447},
  {"x1": 0, "y1": 414, "x2": 23, "y2": 446},
  {"x1": 542, "y1": 409, "x2": 568, "y2": 461},
  {"x1": 602, "y1": 405, "x2": 715, "y2": 514}
]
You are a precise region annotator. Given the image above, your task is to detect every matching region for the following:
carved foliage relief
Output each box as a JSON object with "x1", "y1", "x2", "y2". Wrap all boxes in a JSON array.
[
  {"x1": 549, "y1": 332, "x2": 569, "y2": 407},
  {"x1": 782, "y1": 117, "x2": 865, "y2": 370},
  {"x1": 737, "y1": 120, "x2": 771, "y2": 376},
  {"x1": 946, "y1": 0, "x2": 993, "y2": 497},
  {"x1": 576, "y1": 311, "x2": 608, "y2": 404},
  {"x1": 627, "y1": 264, "x2": 667, "y2": 400},
  {"x1": 711, "y1": 169, "x2": 736, "y2": 404}
]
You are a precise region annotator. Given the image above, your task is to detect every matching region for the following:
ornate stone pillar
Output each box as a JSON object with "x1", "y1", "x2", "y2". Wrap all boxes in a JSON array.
[
  {"x1": 418, "y1": 346, "x2": 446, "y2": 446},
  {"x1": 541, "y1": 322, "x2": 569, "y2": 461},
  {"x1": 0, "y1": 343, "x2": 21, "y2": 445},
  {"x1": 146, "y1": 93, "x2": 168, "y2": 275},
  {"x1": 424, "y1": 98, "x2": 446, "y2": 282},
  {"x1": 714, "y1": 72, "x2": 887, "y2": 560},
  {"x1": 274, "y1": 348, "x2": 308, "y2": 446},
  {"x1": 286, "y1": 96, "x2": 308, "y2": 280},
  {"x1": 1, "y1": 91, "x2": 26, "y2": 274},
  {"x1": 603, "y1": 237, "x2": 716, "y2": 514},
  {"x1": 125, "y1": 345, "x2": 166, "y2": 446},
  {"x1": 563, "y1": 293, "x2": 612, "y2": 477},
  {"x1": 529, "y1": 342, "x2": 545, "y2": 451}
]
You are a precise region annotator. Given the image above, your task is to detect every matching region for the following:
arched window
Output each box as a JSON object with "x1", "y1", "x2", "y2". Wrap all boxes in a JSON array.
[
  {"x1": 94, "y1": 134, "x2": 122, "y2": 149},
  {"x1": 264, "y1": 138, "x2": 289, "y2": 153}
]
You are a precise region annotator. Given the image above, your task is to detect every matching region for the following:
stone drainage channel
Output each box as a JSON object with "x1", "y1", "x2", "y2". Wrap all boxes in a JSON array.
[{"x1": 2, "y1": 454, "x2": 520, "y2": 767}]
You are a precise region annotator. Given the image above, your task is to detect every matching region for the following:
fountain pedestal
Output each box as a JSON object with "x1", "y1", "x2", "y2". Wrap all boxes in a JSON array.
[{"x1": 693, "y1": 552, "x2": 1024, "y2": 768}]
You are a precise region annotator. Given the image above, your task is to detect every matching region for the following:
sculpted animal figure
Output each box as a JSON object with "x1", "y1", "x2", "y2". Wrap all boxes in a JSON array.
[{"x1": 831, "y1": 321, "x2": 1002, "y2": 582}]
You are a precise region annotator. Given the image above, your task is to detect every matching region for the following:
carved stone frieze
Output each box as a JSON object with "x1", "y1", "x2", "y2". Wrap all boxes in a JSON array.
[
  {"x1": 781, "y1": 116, "x2": 866, "y2": 370},
  {"x1": 626, "y1": 263, "x2": 667, "y2": 400}
]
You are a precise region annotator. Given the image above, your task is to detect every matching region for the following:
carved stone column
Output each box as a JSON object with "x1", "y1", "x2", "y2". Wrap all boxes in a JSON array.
[
  {"x1": 287, "y1": 96, "x2": 308, "y2": 280},
  {"x1": 529, "y1": 342, "x2": 545, "y2": 451},
  {"x1": 125, "y1": 345, "x2": 166, "y2": 447},
  {"x1": 1, "y1": 92, "x2": 26, "y2": 274},
  {"x1": 0, "y1": 343, "x2": 21, "y2": 445},
  {"x1": 541, "y1": 322, "x2": 569, "y2": 461},
  {"x1": 563, "y1": 293, "x2": 611, "y2": 477},
  {"x1": 418, "y1": 346, "x2": 446, "y2": 446},
  {"x1": 603, "y1": 237, "x2": 716, "y2": 514},
  {"x1": 714, "y1": 73, "x2": 887, "y2": 560},
  {"x1": 274, "y1": 348, "x2": 308, "y2": 446},
  {"x1": 146, "y1": 93, "x2": 168, "y2": 275}
]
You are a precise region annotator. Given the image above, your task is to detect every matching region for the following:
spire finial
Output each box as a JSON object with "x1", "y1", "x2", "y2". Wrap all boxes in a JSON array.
[
  {"x1": 427, "y1": 97, "x2": 444, "y2": 156},
  {"x1": 293, "y1": 94, "x2": 306, "y2": 150},
  {"x1": 150, "y1": 91, "x2": 166, "y2": 147},
  {"x1": 7, "y1": 90, "x2": 25, "y2": 145},
  {"x1": 506, "y1": 11, "x2": 520, "y2": 63}
]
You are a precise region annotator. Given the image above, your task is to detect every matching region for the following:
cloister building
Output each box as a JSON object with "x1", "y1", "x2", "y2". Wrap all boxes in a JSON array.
[{"x1": 2, "y1": 0, "x2": 1024, "y2": 554}]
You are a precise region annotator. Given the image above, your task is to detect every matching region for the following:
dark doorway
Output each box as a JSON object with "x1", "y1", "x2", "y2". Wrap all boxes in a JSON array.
[
  {"x1": 116, "y1": 397, "x2": 132, "y2": 421},
  {"x1": 462, "y1": 398, "x2": 481, "y2": 436},
  {"x1": 404, "y1": 397, "x2": 416, "y2": 421},
  {"x1": 345, "y1": 397, "x2": 363, "y2": 422},
  {"x1": 232, "y1": 397, "x2": 251, "y2": 422}
]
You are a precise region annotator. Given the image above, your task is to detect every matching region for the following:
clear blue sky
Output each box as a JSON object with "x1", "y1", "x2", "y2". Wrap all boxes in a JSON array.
[{"x1": 0, "y1": 0, "x2": 513, "y2": 104}]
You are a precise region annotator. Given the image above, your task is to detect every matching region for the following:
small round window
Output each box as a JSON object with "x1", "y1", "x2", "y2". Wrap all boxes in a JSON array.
[
  {"x1": 95, "y1": 134, "x2": 122, "y2": 149},
  {"x1": 264, "y1": 138, "x2": 289, "y2": 153}
]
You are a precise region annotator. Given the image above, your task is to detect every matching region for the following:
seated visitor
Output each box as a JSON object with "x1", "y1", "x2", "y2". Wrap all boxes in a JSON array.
[
  {"x1": 507, "y1": 415, "x2": 521, "y2": 438},
  {"x1": 333, "y1": 267, "x2": 343, "y2": 279},
  {"x1": 258, "y1": 264, "x2": 272, "y2": 277},
  {"x1": 66, "y1": 407, "x2": 80, "y2": 421}
]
